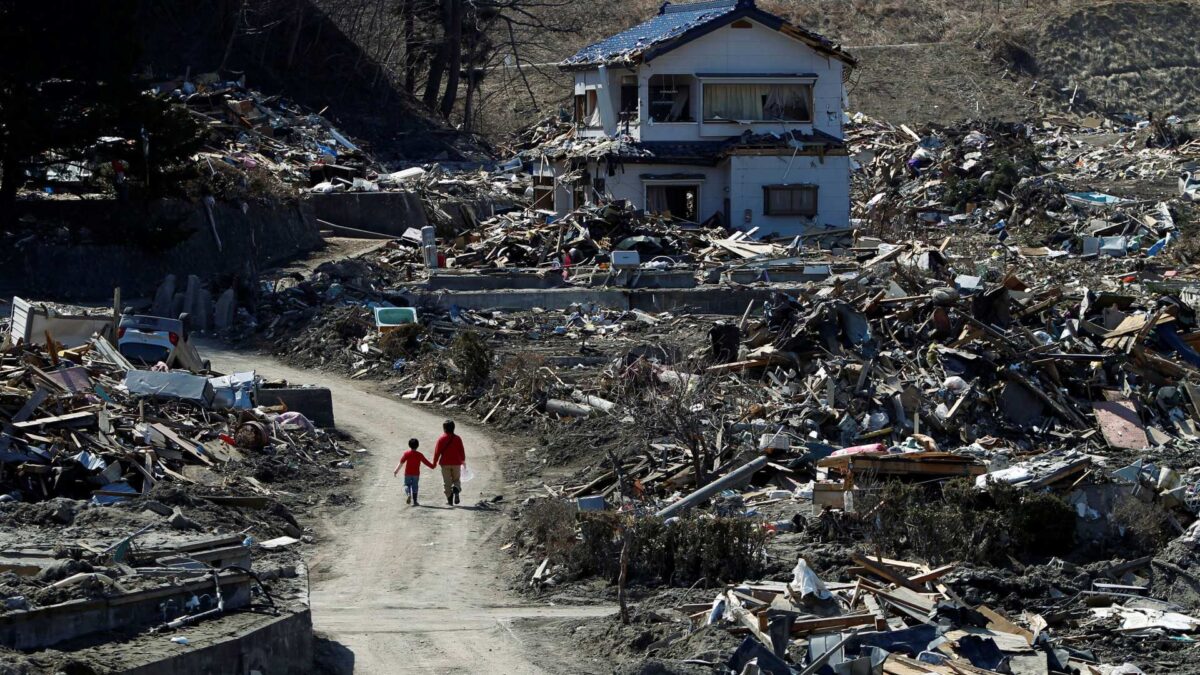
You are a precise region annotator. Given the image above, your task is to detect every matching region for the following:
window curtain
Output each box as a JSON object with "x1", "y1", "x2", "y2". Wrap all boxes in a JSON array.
[
  {"x1": 704, "y1": 84, "x2": 811, "y2": 121},
  {"x1": 764, "y1": 85, "x2": 810, "y2": 120},
  {"x1": 704, "y1": 84, "x2": 763, "y2": 120},
  {"x1": 646, "y1": 185, "x2": 670, "y2": 214}
]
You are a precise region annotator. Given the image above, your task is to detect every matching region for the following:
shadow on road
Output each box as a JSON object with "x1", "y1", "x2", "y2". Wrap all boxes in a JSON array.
[{"x1": 313, "y1": 633, "x2": 355, "y2": 675}]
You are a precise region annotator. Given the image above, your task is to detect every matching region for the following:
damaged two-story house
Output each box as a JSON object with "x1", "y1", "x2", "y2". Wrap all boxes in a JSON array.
[{"x1": 542, "y1": 0, "x2": 857, "y2": 239}]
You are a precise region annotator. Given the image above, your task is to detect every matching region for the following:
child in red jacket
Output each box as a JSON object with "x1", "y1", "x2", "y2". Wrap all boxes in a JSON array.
[{"x1": 393, "y1": 438, "x2": 434, "y2": 506}]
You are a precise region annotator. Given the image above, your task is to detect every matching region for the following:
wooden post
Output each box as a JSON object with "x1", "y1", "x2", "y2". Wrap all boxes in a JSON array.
[
  {"x1": 618, "y1": 523, "x2": 631, "y2": 625},
  {"x1": 111, "y1": 287, "x2": 122, "y2": 342}
]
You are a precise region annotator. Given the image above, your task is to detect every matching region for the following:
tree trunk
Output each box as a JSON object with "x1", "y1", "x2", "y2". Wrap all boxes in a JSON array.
[
  {"x1": 462, "y1": 67, "x2": 478, "y2": 133},
  {"x1": 422, "y1": 41, "x2": 447, "y2": 109},
  {"x1": 219, "y1": 0, "x2": 246, "y2": 72},
  {"x1": 286, "y1": 4, "x2": 305, "y2": 70},
  {"x1": 438, "y1": 0, "x2": 464, "y2": 119},
  {"x1": 402, "y1": 0, "x2": 418, "y2": 94}
]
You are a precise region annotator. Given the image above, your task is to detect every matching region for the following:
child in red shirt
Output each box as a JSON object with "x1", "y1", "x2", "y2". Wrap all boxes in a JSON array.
[{"x1": 393, "y1": 438, "x2": 434, "y2": 506}]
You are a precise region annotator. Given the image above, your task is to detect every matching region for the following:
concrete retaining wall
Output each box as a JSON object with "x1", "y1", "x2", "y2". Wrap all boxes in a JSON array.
[
  {"x1": 310, "y1": 192, "x2": 510, "y2": 238},
  {"x1": 120, "y1": 609, "x2": 314, "y2": 675},
  {"x1": 0, "y1": 198, "x2": 321, "y2": 300},
  {"x1": 310, "y1": 191, "x2": 428, "y2": 236}
]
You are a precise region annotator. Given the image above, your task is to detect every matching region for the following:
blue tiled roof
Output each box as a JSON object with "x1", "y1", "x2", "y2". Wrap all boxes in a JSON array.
[{"x1": 562, "y1": 0, "x2": 742, "y2": 68}]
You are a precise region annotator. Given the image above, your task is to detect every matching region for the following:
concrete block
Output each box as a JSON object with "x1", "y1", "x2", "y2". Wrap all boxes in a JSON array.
[
  {"x1": 152, "y1": 275, "x2": 176, "y2": 316},
  {"x1": 184, "y1": 275, "x2": 202, "y2": 326},
  {"x1": 213, "y1": 289, "x2": 237, "y2": 330},
  {"x1": 258, "y1": 386, "x2": 335, "y2": 428},
  {"x1": 194, "y1": 288, "x2": 213, "y2": 331}
]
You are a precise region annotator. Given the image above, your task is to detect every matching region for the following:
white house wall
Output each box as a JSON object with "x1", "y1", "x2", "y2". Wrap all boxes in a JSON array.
[
  {"x1": 638, "y1": 18, "x2": 845, "y2": 142},
  {"x1": 728, "y1": 154, "x2": 850, "y2": 237},
  {"x1": 586, "y1": 162, "x2": 727, "y2": 222}
]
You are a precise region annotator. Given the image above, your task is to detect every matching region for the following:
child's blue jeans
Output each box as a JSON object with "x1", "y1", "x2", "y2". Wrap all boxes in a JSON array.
[{"x1": 404, "y1": 475, "x2": 419, "y2": 499}]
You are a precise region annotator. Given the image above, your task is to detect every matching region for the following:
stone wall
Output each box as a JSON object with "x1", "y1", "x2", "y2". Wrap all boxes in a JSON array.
[{"x1": 0, "y1": 198, "x2": 321, "y2": 300}]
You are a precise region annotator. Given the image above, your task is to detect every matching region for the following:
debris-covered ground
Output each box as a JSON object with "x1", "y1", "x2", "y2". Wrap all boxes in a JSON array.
[
  {"x1": 205, "y1": 107, "x2": 1200, "y2": 674},
  {"x1": 0, "y1": 317, "x2": 359, "y2": 673}
]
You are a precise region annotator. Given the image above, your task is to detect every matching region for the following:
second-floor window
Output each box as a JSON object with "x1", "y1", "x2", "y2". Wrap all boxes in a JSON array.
[
  {"x1": 648, "y1": 75, "x2": 693, "y2": 122},
  {"x1": 574, "y1": 90, "x2": 601, "y2": 127},
  {"x1": 703, "y1": 83, "x2": 813, "y2": 123}
]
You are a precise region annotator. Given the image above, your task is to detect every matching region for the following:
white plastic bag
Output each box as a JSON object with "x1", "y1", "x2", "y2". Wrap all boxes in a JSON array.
[{"x1": 461, "y1": 465, "x2": 475, "y2": 483}]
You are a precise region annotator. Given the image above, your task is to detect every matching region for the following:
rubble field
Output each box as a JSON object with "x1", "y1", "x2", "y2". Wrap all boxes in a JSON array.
[{"x1": 202, "y1": 105, "x2": 1200, "y2": 674}]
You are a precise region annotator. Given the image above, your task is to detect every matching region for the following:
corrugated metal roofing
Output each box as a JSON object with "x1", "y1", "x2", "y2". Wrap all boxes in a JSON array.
[{"x1": 561, "y1": 0, "x2": 741, "y2": 68}]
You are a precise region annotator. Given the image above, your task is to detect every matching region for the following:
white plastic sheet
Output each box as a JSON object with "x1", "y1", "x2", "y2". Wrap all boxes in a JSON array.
[{"x1": 790, "y1": 557, "x2": 831, "y2": 600}]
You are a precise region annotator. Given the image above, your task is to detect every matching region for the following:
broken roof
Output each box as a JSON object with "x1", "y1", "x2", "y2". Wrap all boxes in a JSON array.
[{"x1": 560, "y1": 0, "x2": 855, "y2": 71}]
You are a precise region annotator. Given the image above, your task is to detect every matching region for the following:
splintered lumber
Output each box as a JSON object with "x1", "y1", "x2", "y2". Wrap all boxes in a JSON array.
[
  {"x1": 12, "y1": 387, "x2": 51, "y2": 425},
  {"x1": 852, "y1": 554, "x2": 926, "y2": 592},
  {"x1": 656, "y1": 456, "x2": 768, "y2": 519},
  {"x1": 150, "y1": 423, "x2": 215, "y2": 466},
  {"x1": 725, "y1": 590, "x2": 772, "y2": 647},
  {"x1": 975, "y1": 605, "x2": 1034, "y2": 645},
  {"x1": 818, "y1": 452, "x2": 985, "y2": 479}
]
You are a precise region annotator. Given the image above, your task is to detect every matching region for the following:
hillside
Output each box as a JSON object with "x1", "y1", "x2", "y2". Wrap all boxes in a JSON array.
[
  {"x1": 472, "y1": 0, "x2": 1200, "y2": 137},
  {"x1": 132, "y1": 0, "x2": 478, "y2": 162}
]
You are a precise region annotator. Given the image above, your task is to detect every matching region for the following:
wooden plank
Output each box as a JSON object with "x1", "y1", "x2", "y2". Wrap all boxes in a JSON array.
[
  {"x1": 726, "y1": 590, "x2": 772, "y2": 647},
  {"x1": 909, "y1": 563, "x2": 958, "y2": 585},
  {"x1": 975, "y1": 605, "x2": 1034, "y2": 644},
  {"x1": 853, "y1": 554, "x2": 927, "y2": 592},
  {"x1": 706, "y1": 358, "x2": 771, "y2": 374},
  {"x1": 789, "y1": 612, "x2": 877, "y2": 636},
  {"x1": 151, "y1": 423, "x2": 214, "y2": 466},
  {"x1": 12, "y1": 387, "x2": 51, "y2": 423},
  {"x1": 12, "y1": 411, "x2": 95, "y2": 429}
]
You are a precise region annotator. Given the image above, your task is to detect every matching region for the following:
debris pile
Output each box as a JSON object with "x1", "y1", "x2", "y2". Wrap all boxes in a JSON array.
[
  {"x1": 0, "y1": 325, "x2": 352, "y2": 624},
  {"x1": 158, "y1": 72, "x2": 377, "y2": 192},
  {"x1": 848, "y1": 114, "x2": 1200, "y2": 258},
  {"x1": 212, "y1": 108, "x2": 1200, "y2": 674}
]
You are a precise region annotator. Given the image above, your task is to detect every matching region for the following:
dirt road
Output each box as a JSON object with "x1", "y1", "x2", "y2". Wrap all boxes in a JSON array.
[{"x1": 204, "y1": 345, "x2": 611, "y2": 674}]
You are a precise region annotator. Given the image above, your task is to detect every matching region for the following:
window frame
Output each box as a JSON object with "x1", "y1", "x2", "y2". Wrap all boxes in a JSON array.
[
  {"x1": 762, "y1": 184, "x2": 818, "y2": 217},
  {"x1": 647, "y1": 74, "x2": 695, "y2": 123},
  {"x1": 699, "y1": 79, "x2": 815, "y2": 124}
]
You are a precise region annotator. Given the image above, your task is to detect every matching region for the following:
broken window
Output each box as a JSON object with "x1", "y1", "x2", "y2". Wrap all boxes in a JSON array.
[
  {"x1": 646, "y1": 184, "x2": 699, "y2": 221},
  {"x1": 763, "y1": 184, "x2": 818, "y2": 217},
  {"x1": 620, "y1": 76, "x2": 638, "y2": 118},
  {"x1": 703, "y1": 83, "x2": 813, "y2": 122},
  {"x1": 574, "y1": 90, "x2": 601, "y2": 127},
  {"x1": 648, "y1": 75, "x2": 693, "y2": 122},
  {"x1": 532, "y1": 175, "x2": 555, "y2": 210}
]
